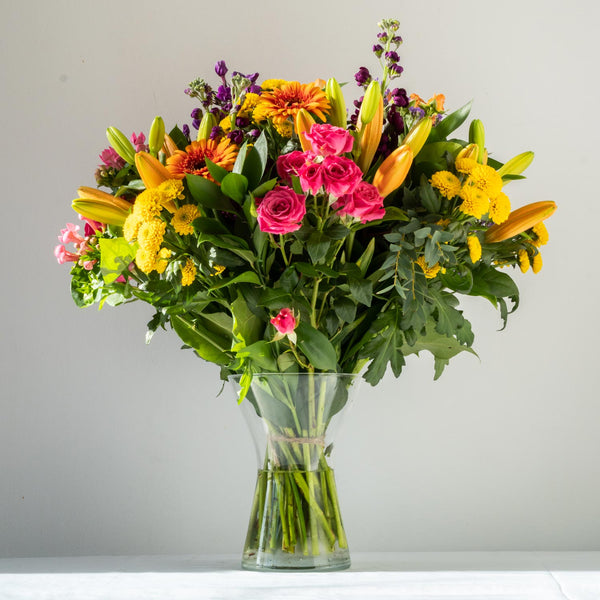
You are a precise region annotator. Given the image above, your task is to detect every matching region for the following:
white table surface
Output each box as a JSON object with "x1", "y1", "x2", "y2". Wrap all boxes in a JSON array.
[{"x1": 1, "y1": 552, "x2": 599, "y2": 600}]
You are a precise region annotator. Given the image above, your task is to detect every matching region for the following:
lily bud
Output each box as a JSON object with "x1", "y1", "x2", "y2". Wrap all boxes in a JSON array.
[
  {"x1": 372, "y1": 144, "x2": 414, "y2": 197},
  {"x1": 358, "y1": 81, "x2": 381, "y2": 126},
  {"x1": 135, "y1": 151, "x2": 172, "y2": 189},
  {"x1": 497, "y1": 151, "x2": 535, "y2": 179},
  {"x1": 197, "y1": 112, "x2": 217, "y2": 141},
  {"x1": 77, "y1": 186, "x2": 131, "y2": 211},
  {"x1": 325, "y1": 77, "x2": 347, "y2": 128},
  {"x1": 468, "y1": 120, "x2": 486, "y2": 163},
  {"x1": 356, "y1": 94, "x2": 384, "y2": 173},
  {"x1": 456, "y1": 143, "x2": 479, "y2": 161},
  {"x1": 294, "y1": 109, "x2": 316, "y2": 152},
  {"x1": 106, "y1": 127, "x2": 136, "y2": 165},
  {"x1": 72, "y1": 197, "x2": 131, "y2": 227},
  {"x1": 402, "y1": 117, "x2": 433, "y2": 157},
  {"x1": 148, "y1": 116, "x2": 165, "y2": 156},
  {"x1": 485, "y1": 201, "x2": 557, "y2": 243},
  {"x1": 162, "y1": 133, "x2": 178, "y2": 158}
]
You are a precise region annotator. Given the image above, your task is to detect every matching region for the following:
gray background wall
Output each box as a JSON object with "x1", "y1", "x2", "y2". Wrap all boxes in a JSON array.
[{"x1": 1, "y1": 0, "x2": 598, "y2": 558}]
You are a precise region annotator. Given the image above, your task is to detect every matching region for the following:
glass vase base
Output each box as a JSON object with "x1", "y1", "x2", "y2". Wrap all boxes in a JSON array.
[{"x1": 242, "y1": 549, "x2": 351, "y2": 572}]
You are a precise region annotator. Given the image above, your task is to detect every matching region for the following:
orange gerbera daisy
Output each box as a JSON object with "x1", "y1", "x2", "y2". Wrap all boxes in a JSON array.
[
  {"x1": 166, "y1": 139, "x2": 238, "y2": 182},
  {"x1": 256, "y1": 81, "x2": 330, "y2": 125}
]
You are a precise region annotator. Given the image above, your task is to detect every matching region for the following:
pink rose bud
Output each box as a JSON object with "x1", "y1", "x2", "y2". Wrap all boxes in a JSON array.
[
  {"x1": 321, "y1": 155, "x2": 363, "y2": 198},
  {"x1": 303, "y1": 123, "x2": 354, "y2": 157},
  {"x1": 256, "y1": 186, "x2": 307, "y2": 234},
  {"x1": 335, "y1": 181, "x2": 386, "y2": 223},
  {"x1": 270, "y1": 308, "x2": 298, "y2": 344},
  {"x1": 298, "y1": 160, "x2": 324, "y2": 195},
  {"x1": 276, "y1": 151, "x2": 310, "y2": 185}
]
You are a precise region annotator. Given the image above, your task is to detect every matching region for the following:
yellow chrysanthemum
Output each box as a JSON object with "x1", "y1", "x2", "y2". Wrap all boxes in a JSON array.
[
  {"x1": 123, "y1": 213, "x2": 143, "y2": 242},
  {"x1": 274, "y1": 119, "x2": 294, "y2": 138},
  {"x1": 157, "y1": 179, "x2": 185, "y2": 201},
  {"x1": 138, "y1": 220, "x2": 166, "y2": 254},
  {"x1": 260, "y1": 79, "x2": 288, "y2": 90},
  {"x1": 172, "y1": 204, "x2": 201, "y2": 236},
  {"x1": 181, "y1": 258, "x2": 197, "y2": 287},
  {"x1": 455, "y1": 157, "x2": 478, "y2": 174},
  {"x1": 416, "y1": 256, "x2": 442, "y2": 279},
  {"x1": 467, "y1": 165, "x2": 503, "y2": 199},
  {"x1": 133, "y1": 189, "x2": 163, "y2": 221},
  {"x1": 155, "y1": 248, "x2": 171, "y2": 274},
  {"x1": 430, "y1": 171, "x2": 461, "y2": 199},
  {"x1": 459, "y1": 185, "x2": 490, "y2": 219},
  {"x1": 518, "y1": 249, "x2": 530, "y2": 273},
  {"x1": 135, "y1": 248, "x2": 157, "y2": 274},
  {"x1": 255, "y1": 81, "x2": 330, "y2": 125},
  {"x1": 532, "y1": 251, "x2": 543, "y2": 274},
  {"x1": 532, "y1": 222, "x2": 549, "y2": 247},
  {"x1": 210, "y1": 264, "x2": 226, "y2": 276},
  {"x1": 239, "y1": 93, "x2": 261, "y2": 118},
  {"x1": 467, "y1": 235, "x2": 482, "y2": 263},
  {"x1": 488, "y1": 192, "x2": 511, "y2": 225},
  {"x1": 436, "y1": 218, "x2": 451, "y2": 228}
]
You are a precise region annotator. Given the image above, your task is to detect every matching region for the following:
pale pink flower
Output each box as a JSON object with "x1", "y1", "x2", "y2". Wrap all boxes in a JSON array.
[
  {"x1": 99, "y1": 147, "x2": 125, "y2": 169},
  {"x1": 54, "y1": 245, "x2": 78, "y2": 264},
  {"x1": 82, "y1": 260, "x2": 96, "y2": 270},
  {"x1": 58, "y1": 223, "x2": 84, "y2": 245},
  {"x1": 130, "y1": 132, "x2": 148, "y2": 153}
]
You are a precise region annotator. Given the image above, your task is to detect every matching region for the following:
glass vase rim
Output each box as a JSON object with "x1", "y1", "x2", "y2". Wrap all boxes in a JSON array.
[{"x1": 228, "y1": 372, "x2": 359, "y2": 381}]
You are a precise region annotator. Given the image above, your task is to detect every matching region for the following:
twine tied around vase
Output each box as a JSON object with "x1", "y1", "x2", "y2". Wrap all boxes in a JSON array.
[{"x1": 267, "y1": 434, "x2": 326, "y2": 467}]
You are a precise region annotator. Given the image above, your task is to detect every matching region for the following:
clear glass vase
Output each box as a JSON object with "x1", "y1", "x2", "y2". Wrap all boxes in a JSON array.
[{"x1": 229, "y1": 372, "x2": 359, "y2": 572}]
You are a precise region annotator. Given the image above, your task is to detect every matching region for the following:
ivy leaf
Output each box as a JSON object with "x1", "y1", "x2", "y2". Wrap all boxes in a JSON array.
[{"x1": 296, "y1": 322, "x2": 337, "y2": 371}]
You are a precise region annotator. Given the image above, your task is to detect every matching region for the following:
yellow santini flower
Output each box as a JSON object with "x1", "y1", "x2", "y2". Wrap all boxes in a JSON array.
[
  {"x1": 133, "y1": 189, "x2": 163, "y2": 221},
  {"x1": 488, "y1": 192, "x2": 511, "y2": 225},
  {"x1": 467, "y1": 235, "x2": 482, "y2": 263},
  {"x1": 260, "y1": 78, "x2": 288, "y2": 90},
  {"x1": 416, "y1": 256, "x2": 442, "y2": 279},
  {"x1": 138, "y1": 220, "x2": 166, "y2": 255},
  {"x1": 155, "y1": 248, "x2": 171, "y2": 274},
  {"x1": 518, "y1": 249, "x2": 530, "y2": 273},
  {"x1": 181, "y1": 258, "x2": 197, "y2": 287},
  {"x1": 455, "y1": 157, "x2": 478, "y2": 174},
  {"x1": 210, "y1": 264, "x2": 226, "y2": 276},
  {"x1": 459, "y1": 185, "x2": 489, "y2": 219},
  {"x1": 430, "y1": 171, "x2": 461, "y2": 199},
  {"x1": 239, "y1": 93, "x2": 261, "y2": 118},
  {"x1": 157, "y1": 179, "x2": 185, "y2": 201},
  {"x1": 274, "y1": 120, "x2": 294, "y2": 138},
  {"x1": 532, "y1": 252, "x2": 543, "y2": 273},
  {"x1": 467, "y1": 164, "x2": 503, "y2": 199},
  {"x1": 135, "y1": 247, "x2": 158, "y2": 274},
  {"x1": 436, "y1": 218, "x2": 451, "y2": 228},
  {"x1": 172, "y1": 204, "x2": 201, "y2": 236},
  {"x1": 123, "y1": 213, "x2": 143, "y2": 242},
  {"x1": 255, "y1": 81, "x2": 330, "y2": 125},
  {"x1": 532, "y1": 222, "x2": 549, "y2": 246}
]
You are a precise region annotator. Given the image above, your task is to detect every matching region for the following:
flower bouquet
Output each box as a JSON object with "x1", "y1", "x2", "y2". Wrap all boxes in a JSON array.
[{"x1": 56, "y1": 19, "x2": 556, "y2": 570}]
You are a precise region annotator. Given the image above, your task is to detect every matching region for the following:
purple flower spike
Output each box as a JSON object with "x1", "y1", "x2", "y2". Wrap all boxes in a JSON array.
[
  {"x1": 227, "y1": 130, "x2": 244, "y2": 145},
  {"x1": 209, "y1": 126, "x2": 221, "y2": 140},
  {"x1": 182, "y1": 124, "x2": 190, "y2": 138},
  {"x1": 390, "y1": 64, "x2": 404, "y2": 75},
  {"x1": 191, "y1": 107, "x2": 202, "y2": 119},
  {"x1": 215, "y1": 60, "x2": 228, "y2": 77},
  {"x1": 354, "y1": 66, "x2": 371, "y2": 86},
  {"x1": 216, "y1": 85, "x2": 231, "y2": 102},
  {"x1": 372, "y1": 44, "x2": 384, "y2": 56},
  {"x1": 192, "y1": 118, "x2": 201, "y2": 130},
  {"x1": 385, "y1": 51, "x2": 400, "y2": 62}
]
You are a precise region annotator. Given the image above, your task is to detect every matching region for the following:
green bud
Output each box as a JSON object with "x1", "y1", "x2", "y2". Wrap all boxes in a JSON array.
[
  {"x1": 106, "y1": 127, "x2": 136, "y2": 165},
  {"x1": 358, "y1": 81, "x2": 381, "y2": 126},
  {"x1": 148, "y1": 116, "x2": 165, "y2": 156},
  {"x1": 197, "y1": 113, "x2": 217, "y2": 141},
  {"x1": 468, "y1": 120, "x2": 486, "y2": 163},
  {"x1": 325, "y1": 77, "x2": 346, "y2": 128},
  {"x1": 497, "y1": 151, "x2": 535, "y2": 178}
]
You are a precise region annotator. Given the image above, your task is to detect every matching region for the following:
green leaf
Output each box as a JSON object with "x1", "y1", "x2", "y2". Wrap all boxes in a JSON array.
[
  {"x1": 440, "y1": 266, "x2": 474, "y2": 293},
  {"x1": 306, "y1": 231, "x2": 330, "y2": 264},
  {"x1": 220, "y1": 173, "x2": 248, "y2": 204},
  {"x1": 333, "y1": 296, "x2": 357, "y2": 323},
  {"x1": 296, "y1": 322, "x2": 337, "y2": 371},
  {"x1": 258, "y1": 288, "x2": 292, "y2": 310},
  {"x1": 186, "y1": 174, "x2": 236, "y2": 212},
  {"x1": 419, "y1": 177, "x2": 441, "y2": 213},
  {"x1": 416, "y1": 141, "x2": 463, "y2": 168},
  {"x1": 349, "y1": 278, "x2": 373, "y2": 307},
  {"x1": 192, "y1": 217, "x2": 230, "y2": 235},
  {"x1": 253, "y1": 131, "x2": 269, "y2": 177},
  {"x1": 470, "y1": 265, "x2": 519, "y2": 299},
  {"x1": 252, "y1": 177, "x2": 278, "y2": 197},
  {"x1": 168, "y1": 125, "x2": 188, "y2": 150},
  {"x1": 232, "y1": 141, "x2": 248, "y2": 174},
  {"x1": 236, "y1": 340, "x2": 277, "y2": 371},
  {"x1": 382, "y1": 206, "x2": 409, "y2": 222},
  {"x1": 205, "y1": 158, "x2": 229, "y2": 183},
  {"x1": 210, "y1": 271, "x2": 260, "y2": 290},
  {"x1": 241, "y1": 147, "x2": 263, "y2": 190},
  {"x1": 99, "y1": 237, "x2": 137, "y2": 284},
  {"x1": 171, "y1": 315, "x2": 231, "y2": 365},
  {"x1": 232, "y1": 293, "x2": 263, "y2": 346},
  {"x1": 427, "y1": 100, "x2": 472, "y2": 142}
]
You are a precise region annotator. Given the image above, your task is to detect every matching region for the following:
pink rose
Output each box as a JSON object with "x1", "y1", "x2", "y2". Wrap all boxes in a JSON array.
[
  {"x1": 303, "y1": 124, "x2": 354, "y2": 157},
  {"x1": 298, "y1": 160, "x2": 324, "y2": 195},
  {"x1": 276, "y1": 151, "x2": 310, "y2": 185},
  {"x1": 270, "y1": 308, "x2": 298, "y2": 344},
  {"x1": 321, "y1": 155, "x2": 363, "y2": 198},
  {"x1": 256, "y1": 186, "x2": 306, "y2": 234},
  {"x1": 335, "y1": 181, "x2": 386, "y2": 223}
]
